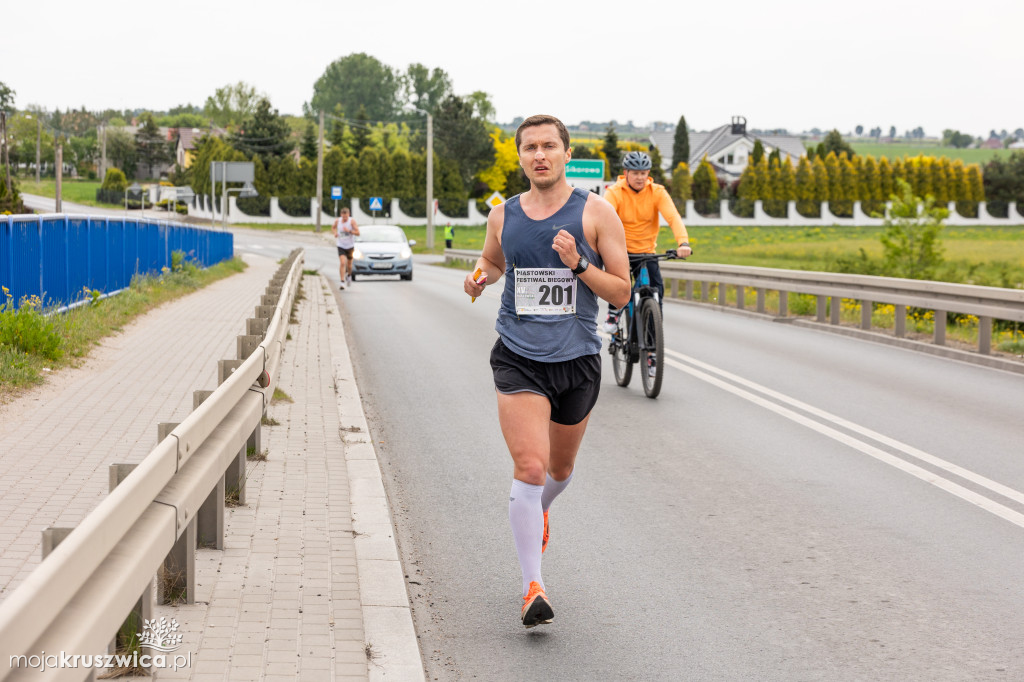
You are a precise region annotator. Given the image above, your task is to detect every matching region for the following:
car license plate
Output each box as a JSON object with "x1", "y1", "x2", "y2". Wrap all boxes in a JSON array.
[{"x1": 371, "y1": 262, "x2": 393, "y2": 270}]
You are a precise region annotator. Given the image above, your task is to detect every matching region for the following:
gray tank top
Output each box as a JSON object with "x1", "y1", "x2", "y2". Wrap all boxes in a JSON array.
[{"x1": 495, "y1": 187, "x2": 603, "y2": 362}]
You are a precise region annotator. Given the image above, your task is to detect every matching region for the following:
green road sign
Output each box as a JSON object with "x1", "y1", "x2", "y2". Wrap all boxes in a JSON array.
[{"x1": 565, "y1": 160, "x2": 605, "y2": 178}]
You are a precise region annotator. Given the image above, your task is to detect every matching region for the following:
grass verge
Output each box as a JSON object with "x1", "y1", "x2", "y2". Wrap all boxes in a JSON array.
[{"x1": 0, "y1": 257, "x2": 246, "y2": 404}]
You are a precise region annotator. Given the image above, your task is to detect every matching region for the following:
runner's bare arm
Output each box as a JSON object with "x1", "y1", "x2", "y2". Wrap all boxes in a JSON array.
[
  {"x1": 465, "y1": 203, "x2": 506, "y2": 298},
  {"x1": 552, "y1": 197, "x2": 630, "y2": 308},
  {"x1": 350, "y1": 219, "x2": 359, "y2": 236}
]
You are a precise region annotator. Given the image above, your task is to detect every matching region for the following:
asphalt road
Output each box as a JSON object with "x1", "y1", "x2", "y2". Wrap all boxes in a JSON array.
[
  {"x1": 332, "y1": 250, "x2": 1024, "y2": 681},
  {"x1": 31, "y1": 212, "x2": 1024, "y2": 680}
]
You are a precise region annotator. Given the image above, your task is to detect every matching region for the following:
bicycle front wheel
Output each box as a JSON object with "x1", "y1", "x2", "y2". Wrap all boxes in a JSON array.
[
  {"x1": 611, "y1": 308, "x2": 633, "y2": 387},
  {"x1": 639, "y1": 298, "x2": 664, "y2": 399}
]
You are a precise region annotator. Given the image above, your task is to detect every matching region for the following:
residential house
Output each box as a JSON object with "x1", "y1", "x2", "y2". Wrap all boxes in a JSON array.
[{"x1": 650, "y1": 117, "x2": 807, "y2": 183}]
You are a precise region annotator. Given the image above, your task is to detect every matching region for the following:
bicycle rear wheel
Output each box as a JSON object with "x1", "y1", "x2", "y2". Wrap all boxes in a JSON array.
[
  {"x1": 639, "y1": 298, "x2": 664, "y2": 399},
  {"x1": 611, "y1": 308, "x2": 632, "y2": 387}
]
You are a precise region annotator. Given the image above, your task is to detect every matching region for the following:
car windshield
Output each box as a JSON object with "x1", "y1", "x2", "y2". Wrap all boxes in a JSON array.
[{"x1": 356, "y1": 226, "x2": 407, "y2": 243}]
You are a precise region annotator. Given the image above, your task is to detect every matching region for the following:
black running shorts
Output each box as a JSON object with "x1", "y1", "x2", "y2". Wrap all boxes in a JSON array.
[
  {"x1": 337, "y1": 246, "x2": 354, "y2": 257},
  {"x1": 489, "y1": 338, "x2": 601, "y2": 426}
]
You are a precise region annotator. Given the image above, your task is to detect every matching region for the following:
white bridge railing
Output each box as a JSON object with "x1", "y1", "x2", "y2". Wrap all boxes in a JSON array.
[{"x1": 0, "y1": 249, "x2": 304, "y2": 681}]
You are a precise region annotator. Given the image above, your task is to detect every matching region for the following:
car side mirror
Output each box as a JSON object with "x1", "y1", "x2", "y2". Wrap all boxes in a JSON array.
[{"x1": 408, "y1": 240, "x2": 417, "y2": 246}]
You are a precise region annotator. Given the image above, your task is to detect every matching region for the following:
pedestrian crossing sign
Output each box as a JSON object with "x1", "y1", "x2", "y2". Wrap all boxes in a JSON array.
[{"x1": 369, "y1": 197, "x2": 384, "y2": 211}]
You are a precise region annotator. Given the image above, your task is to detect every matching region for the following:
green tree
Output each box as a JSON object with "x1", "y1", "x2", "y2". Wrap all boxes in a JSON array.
[
  {"x1": 465, "y1": 91, "x2": 496, "y2": 123},
  {"x1": 204, "y1": 82, "x2": 263, "y2": 129},
  {"x1": 309, "y1": 53, "x2": 400, "y2": 122},
  {"x1": 300, "y1": 121, "x2": 318, "y2": 161},
  {"x1": 648, "y1": 144, "x2": 666, "y2": 185},
  {"x1": 931, "y1": 157, "x2": 951, "y2": 205},
  {"x1": 819, "y1": 129, "x2": 856, "y2": 159},
  {"x1": 836, "y1": 153, "x2": 857, "y2": 216},
  {"x1": 860, "y1": 155, "x2": 882, "y2": 215},
  {"x1": 433, "y1": 95, "x2": 494, "y2": 191},
  {"x1": 692, "y1": 156, "x2": 719, "y2": 212},
  {"x1": 878, "y1": 157, "x2": 894, "y2": 202},
  {"x1": 350, "y1": 104, "x2": 372, "y2": 157},
  {"x1": 671, "y1": 115, "x2": 689, "y2": 169},
  {"x1": 390, "y1": 149, "x2": 415, "y2": 197},
  {"x1": 105, "y1": 127, "x2": 137, "y2": 178},
  {"x1": 356, "y1": 147, "x2": 381, "y2": 198},
  {"x1": 135, "y1": 113, "x2": 171, "y2": 179},
  {"x1": 101, "y1": 167, "x2": 128, "y2": 191},
  {"x1": 812, "y1": 156, "x2": 829, "y2": 209},
  {"x1": 823, "y1": 151, "x2": 841, "y2": 214},
  {"x1": 982, "y1": 151, "x2": 1024, "y2": 206},
  {"x1": 965, "y1": 163, "x2": 985, "y2": 201},
  {"x1": 329, "y1": 118, "x2": 346, "y2": 150},
  {"x1": 602, "y1": 125, "x2": 622, "y2": 179},
  {"x1": 880, "y1": 179, "x2": 947, "y2": 280},
  {"x1": 230, "y1": 97, "x2": 293, "y2": 165},
  {"x1": 402, "y1": 63, "x2": 453, "y2": 115},
  {"x1": 670, "y1": 162, "x2": 691, "y2": 202},
  {"x1": 795, "y1": 156, "x2": 816, "y2": 216},
  {"x1": 0, "y1": 81, "x2": 15, "y2": 115},
  {"x1": 770, "y1": 158, "x2": 796, "y2": 217},
  {"x1": 751, "y1": 139, "x2": 765, "y2": 166},
  {"x1": 190, "y1": 135, "x2": 246, "y2": 196},
  {"x1": 268, "y1": 155, "x2": 302, "y2": 196}
]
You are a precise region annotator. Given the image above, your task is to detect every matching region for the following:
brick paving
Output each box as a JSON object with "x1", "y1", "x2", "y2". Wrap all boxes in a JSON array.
[
  {"x1": 155, "y1": 275, "x2": 369, "y2": 681},
  {"x1": 0, "y1": 253, "x2": 278, "y2": 598},
  {"x1": 0, "y1": 254, "x2": 418, "y2": 680}
]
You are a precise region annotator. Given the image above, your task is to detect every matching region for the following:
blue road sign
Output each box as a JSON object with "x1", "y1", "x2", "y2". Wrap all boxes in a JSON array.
[
  {"x1": 369, "y1": 197, "x2": 384, "y2": 211},
  {"x1": 331, "y1": 186, "x2": 343, "y2": 199}
]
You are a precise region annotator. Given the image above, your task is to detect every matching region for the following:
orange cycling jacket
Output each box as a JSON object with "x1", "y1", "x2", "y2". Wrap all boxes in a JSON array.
[{"x1": 603, "y1": 175, "x2": 689, "y2": 254}]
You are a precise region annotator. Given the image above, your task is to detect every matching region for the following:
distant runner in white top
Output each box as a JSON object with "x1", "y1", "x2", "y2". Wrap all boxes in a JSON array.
[{"x1": 331, "y1": 207, "x2": 360, "y2": 289}]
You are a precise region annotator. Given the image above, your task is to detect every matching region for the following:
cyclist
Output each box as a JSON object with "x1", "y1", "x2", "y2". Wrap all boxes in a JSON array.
[{"x1": 602, "y1": 151, "x2": 691, "y2": 332}]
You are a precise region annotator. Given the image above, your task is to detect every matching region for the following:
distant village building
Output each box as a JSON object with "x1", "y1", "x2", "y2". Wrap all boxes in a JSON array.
[{"x1": 649, "y1": 116, "x2": 807, "y2": 182}]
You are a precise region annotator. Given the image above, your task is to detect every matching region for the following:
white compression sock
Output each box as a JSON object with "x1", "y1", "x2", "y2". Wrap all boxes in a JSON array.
[
  {"x1": 509, "y1": 479, "x2": 544, "y2": 596},
  {"x1": 541, "y1": 471, "x2": 573, "y2": 511}
]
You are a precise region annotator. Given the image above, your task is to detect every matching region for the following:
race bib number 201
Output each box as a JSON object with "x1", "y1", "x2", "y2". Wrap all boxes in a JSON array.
[{"x1": 515, "y1": 268, "x2": 577, "y2": 315}]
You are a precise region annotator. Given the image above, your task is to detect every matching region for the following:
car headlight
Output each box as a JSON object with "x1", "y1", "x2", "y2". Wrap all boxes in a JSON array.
[
  {"x1": 353, "y1": 248, "x2": 364, "y2": 260},
  {"x1": 399, "y1": 247, "x2": 412, "y2": 260}
]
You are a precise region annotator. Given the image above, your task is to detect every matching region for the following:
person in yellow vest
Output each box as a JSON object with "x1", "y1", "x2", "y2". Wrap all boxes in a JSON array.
[
  {"x1": 444, "y1": 222, "x2": 454, "y2": 248},
  {"x1": 601, "y1": 151, "x2": 691, "y2": 331}
]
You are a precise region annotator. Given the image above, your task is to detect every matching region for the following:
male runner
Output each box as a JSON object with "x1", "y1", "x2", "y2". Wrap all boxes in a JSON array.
[
  {"x1": 331, "y1": 206, "x2": 360, "y2": 289},
  {"x1": 463, "y1": 114, "x2": 630, "y2": 628},
  {"x1": 601, "y1": 151, "x2": 691, "y2": 330}
]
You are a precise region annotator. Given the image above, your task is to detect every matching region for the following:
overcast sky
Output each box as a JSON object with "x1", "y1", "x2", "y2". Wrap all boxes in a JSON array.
[{"x1": 5, "y1": 0, "x2": 1021, "y2": 138}]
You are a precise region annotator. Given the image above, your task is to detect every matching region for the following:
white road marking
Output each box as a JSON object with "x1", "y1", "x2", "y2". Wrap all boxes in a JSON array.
[{"x1": 663, "y1": 348, "x2": 1024, "y2": 530}]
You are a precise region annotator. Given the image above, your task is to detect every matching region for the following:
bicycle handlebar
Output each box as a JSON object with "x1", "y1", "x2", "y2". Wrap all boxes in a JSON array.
[{"x1": 627, "y1": 249, "x2": 690, "y2": 264}]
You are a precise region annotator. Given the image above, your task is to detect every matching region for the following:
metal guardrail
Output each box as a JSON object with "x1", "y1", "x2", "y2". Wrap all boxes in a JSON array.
[
  {"x1": 0, "y1": 214, "x2": 234, "y2": 310},
  {"x1": 0, "y1": 249, "x2": 304, "y2": 680},
  {"x1": 444, "y1": 249, "x2": 1024, "y2": 372}
]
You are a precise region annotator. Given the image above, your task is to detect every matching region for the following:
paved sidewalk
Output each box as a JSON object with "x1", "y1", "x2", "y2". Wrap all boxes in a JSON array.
[
  {"x1": 0, "y1": 253, "x2": 278, "y2": 596},
  {"x1": 0, "y1": 257, "x2": 422, "y2": 680}
]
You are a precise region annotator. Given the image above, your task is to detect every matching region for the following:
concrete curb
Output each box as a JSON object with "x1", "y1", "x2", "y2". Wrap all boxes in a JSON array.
[{"x1": 323, "y1": 274, "x2": 426, "y2": 682}]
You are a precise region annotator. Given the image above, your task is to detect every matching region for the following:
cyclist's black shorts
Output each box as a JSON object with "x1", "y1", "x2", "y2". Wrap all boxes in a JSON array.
[{"x1": 489, "y1": 338, "x2": 601, "y2": 426}]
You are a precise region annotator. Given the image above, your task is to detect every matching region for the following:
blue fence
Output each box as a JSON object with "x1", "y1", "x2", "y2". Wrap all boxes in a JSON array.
[{"x1": 0, "y1": 215, "x2": 234, "y2": 309}]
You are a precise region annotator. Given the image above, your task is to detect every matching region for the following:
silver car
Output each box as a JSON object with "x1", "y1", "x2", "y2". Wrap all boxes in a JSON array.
[{"x1": 351, "y1": 225, "x2": 416, "y2": 281}]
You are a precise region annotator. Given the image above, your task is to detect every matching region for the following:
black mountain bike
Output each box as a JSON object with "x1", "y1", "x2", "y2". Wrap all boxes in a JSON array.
[{"x1": 607, "y1": 251, "x2": 680, "y2": 399}]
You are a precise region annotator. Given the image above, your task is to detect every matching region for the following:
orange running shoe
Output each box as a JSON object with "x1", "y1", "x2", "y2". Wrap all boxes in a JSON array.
[
  {"x1": 542, "y1": 510, "x2": 550, "y2": 553},
  {"x1": 521, "y1": 581, "x2": 553, "y2": 628}
]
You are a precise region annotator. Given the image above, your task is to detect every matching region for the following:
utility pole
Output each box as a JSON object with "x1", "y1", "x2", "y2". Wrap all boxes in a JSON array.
[
  {"x1": 99, "y1": 124, "x2": 106, "y2": 181},
  {"x1": 315, "y1": 110, "x2": 324, "y2": 232},
  {"x1": 0, "y1": 111, "x2": 10, "y2": 196},
  {"x1": 426, "y1": 112, "x2": 434, "y2": 249},
  {"x1": 35, "y1": 119, "x2": 41, "y2": 184},
  {"x1": 55, "y1": 142, "x2": 62, "y2": 213}
]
